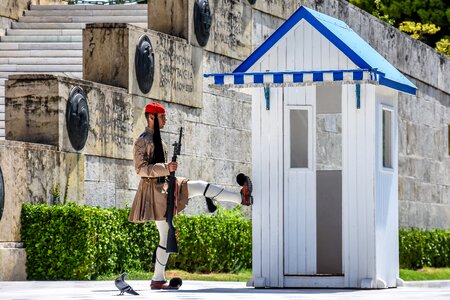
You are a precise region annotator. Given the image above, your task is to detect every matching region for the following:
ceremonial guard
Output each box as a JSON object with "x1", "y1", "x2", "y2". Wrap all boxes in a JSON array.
[{"x1": 129, "y1": 102, "x2": 253, "y2": 290}]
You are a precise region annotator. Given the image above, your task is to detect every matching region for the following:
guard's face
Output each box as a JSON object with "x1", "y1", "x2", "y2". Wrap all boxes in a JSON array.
[{"x1": 157, "y1": 113, "x2": 167, "y2": 128}]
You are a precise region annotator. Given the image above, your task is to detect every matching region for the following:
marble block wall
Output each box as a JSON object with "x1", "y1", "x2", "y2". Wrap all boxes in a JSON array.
[
  {"x1": 4, "y1": 73, "x2": 251, "y2": 209},
  {"x1": 83, "y1": 24, "x2": 203, "y2": 108}
]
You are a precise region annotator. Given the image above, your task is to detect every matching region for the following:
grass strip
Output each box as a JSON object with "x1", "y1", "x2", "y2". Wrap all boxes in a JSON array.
[
  {"x1": 97, "y1": 269, "x2": 253, "y2": 282},
  {"x1": 400, "y1": 268, "x2": 450, "y2": 281},
  {"x1": 100, "y1": 268, "x2": 450, "y2": 282}
]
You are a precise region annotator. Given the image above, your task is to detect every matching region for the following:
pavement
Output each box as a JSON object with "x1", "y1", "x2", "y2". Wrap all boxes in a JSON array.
[{"x1": 1, "y1": 280, "x2": 450, "y2": 300}]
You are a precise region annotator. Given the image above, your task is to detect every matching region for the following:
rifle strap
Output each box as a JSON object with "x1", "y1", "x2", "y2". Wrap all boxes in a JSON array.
[{"x1": 152, "y1": 245, "x2": 167, "y2": 266}]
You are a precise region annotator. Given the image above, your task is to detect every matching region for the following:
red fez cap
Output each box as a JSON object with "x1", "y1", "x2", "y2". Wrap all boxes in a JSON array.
[{"x1": 145, "y1": 102, "x2": 165, "y2": 114}]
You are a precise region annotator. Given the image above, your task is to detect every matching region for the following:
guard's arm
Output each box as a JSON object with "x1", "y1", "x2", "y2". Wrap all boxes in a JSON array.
[{"x1": 134, "y1": 138, "x2": 170, "y2": 177}]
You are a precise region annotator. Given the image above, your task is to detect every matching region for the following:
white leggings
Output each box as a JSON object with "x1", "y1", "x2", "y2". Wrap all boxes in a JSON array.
[
  {"x1": 187, "y1": 180, "x2": 241, "y2": 204},
  {"x1": 152, "y1": 180, "x2": 241, "y2": 281}
]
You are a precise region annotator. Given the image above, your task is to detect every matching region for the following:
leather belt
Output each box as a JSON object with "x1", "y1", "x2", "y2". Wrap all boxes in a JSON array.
[{"x1": 143, "y1": 176, "x2": 167, "y2": 183}]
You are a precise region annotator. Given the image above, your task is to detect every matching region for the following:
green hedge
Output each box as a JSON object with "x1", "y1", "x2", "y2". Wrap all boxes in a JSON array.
[
  {"x1": 399, "y1": 228, "x2": 450, "y2": 270},
  {"x1": 21, "y1": 204, "x2": 251, "y2": 280},
  {"x1": 21, "y1": 204, "x2": 449, "y2": 279}
]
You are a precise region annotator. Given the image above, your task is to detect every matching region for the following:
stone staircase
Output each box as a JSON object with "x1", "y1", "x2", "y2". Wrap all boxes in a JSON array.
[{"x1": 0, "y1": 4, "x2": 148, "y2": 139}]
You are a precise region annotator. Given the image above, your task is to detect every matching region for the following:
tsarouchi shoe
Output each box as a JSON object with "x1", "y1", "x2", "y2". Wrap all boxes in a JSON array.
[
  {"x1": 150, "y1": 278, "x2": 182, "y2": 290},
  {"x1": 236, "y1": 173, "x2": 253, "y2": 206}
]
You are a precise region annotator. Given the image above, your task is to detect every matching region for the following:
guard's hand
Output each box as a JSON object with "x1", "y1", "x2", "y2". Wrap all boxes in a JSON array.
[{"x1": 168, "y1": 162, "x2": 178, "y2": 172}]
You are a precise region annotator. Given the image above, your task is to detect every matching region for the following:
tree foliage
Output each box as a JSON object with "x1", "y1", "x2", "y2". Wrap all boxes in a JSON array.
[
  {"x1": 349, "y1": 0, "x2": 450, "y2": 56},
  {"x1": 399, "y1": 21, "x2": 441, "y2": 40}
]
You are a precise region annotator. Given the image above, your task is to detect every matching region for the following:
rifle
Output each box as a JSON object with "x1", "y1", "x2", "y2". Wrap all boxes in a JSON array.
[{"x1": 166, "y1": 127, "x2": 183, "y2": 254}]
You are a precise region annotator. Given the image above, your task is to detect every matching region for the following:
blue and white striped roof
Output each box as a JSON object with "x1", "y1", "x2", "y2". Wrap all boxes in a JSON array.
[
  {"x1": 205, "y1": 68, "x2": 381, "y2": 87},
  {"x1": 205, "y1": 6, "x2": 416, "y2": 95}
]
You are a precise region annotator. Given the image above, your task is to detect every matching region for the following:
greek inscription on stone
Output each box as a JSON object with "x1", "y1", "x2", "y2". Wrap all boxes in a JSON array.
[
  {"x1": 214, "y1": 0, "x2": 244, "y2": 50},
  {"x1": 95, "y1": 95, "x2": 134, "y2": 147},
  {"x1": 156, "y1": 33, "x2": 194, "y2": 95}
]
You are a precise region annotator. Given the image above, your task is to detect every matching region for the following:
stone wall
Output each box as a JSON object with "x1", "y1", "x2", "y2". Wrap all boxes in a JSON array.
[
  {"x1": 83, "y1": 24, "x2": 203, "y2": 108},
  {"x1": 5, "y1": 72, "x2": 251, "y2": 207},
  {"x1": 398, "y1": 83, "x2": 450, "y2": 229}
]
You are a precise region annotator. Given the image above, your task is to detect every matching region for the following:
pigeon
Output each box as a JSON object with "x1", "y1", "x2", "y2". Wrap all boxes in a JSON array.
[{"x1": 115, "y1": 272, "x2": 139, "y2": 296}]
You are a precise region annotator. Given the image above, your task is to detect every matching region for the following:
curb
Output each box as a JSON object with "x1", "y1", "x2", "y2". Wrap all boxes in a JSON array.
[{"x1": 403, "y1": 280, "x2": 450, "y2": 288}]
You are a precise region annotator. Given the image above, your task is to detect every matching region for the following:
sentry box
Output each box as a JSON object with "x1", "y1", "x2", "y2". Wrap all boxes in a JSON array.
[{"x1": 205, "y1": 6, "x2": 416, "y2": 289}]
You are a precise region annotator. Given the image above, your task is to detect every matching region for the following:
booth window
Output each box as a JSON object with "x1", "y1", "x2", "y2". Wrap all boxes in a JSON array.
[
  {"x1": 290, "y1": 109, "x2": 309, "y2": 168},
  {"x1": 382, "y1": 109, "x2": 393, "y2": 168}
]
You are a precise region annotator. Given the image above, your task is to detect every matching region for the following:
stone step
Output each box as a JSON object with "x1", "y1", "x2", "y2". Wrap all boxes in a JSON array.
[
  {"x1": 0, "y1": 50, "x2": 82, "y2": 57},
  {"x1": 25, "y1": 9, "x2": 147, "y2": 16},
  {"x1": 19, "y1": 15, "x2": 147, "y2": 23},
  {"x1": 12, "y1": 22, "x2": 86, "y2": 29},
  {"x1": 0, "y1": 112, "x2": 4, "y2": 121},
  {"x1": 11, "y1": 22, "x2": 146, "y2": 29},
  {"x1": 6, "y1": 29, "x2": 82, "y2": 36},
  {"x1": 0, "y1": 43, "x2": 82, "y2": 50},
  {"x1": 0, "y1": 65, "x2": 82, "y2": 72},
  {"x1": 0, "y1": 57, "x2": 82, "y2": 65},
  {"x1": 0, "y1": 128, "x2": 5, "y2": 137},
  {"x1": 0, "y1": 35, "x2": 82, "y2": 42},
  {"x1": 0, "y1": 71, "x2": 82, "y2": 79},
  {"x1": 30, "y1": 4, "x2": 147, "y2": 10}
]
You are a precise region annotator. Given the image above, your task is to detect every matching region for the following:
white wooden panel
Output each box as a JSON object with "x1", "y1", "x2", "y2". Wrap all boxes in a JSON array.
[
  {"x1": 259, "y1": 57, "x2": 271, "y2": 286},
  {"x1": 251, "y1": 85, "x2": 262, "y2": 283},
  {"x1": 367, "y1": 85, "x2": 377, "y2": 285},
  {"x1": 375, "y1": 86, "x2": 399, "y2": 287},
  {"x1": 249, "y1": 19, "x2": 358, "y2": 73},
  {"x1": 356, "y1": 84, "x2": 368, "y2": 281},
  {"x1": 287, "y1": 27, "x2": 296, "y2": 71},
  {"x1": 293, "y1": 24, "x2": 304, "y2": 70},
  {"x1": 305, "y1": 86, "x2": 316, "y2": 275},
  {"x1": 312, "y1": 25, "x2": 321, "y2": 69},
  {"x1": 341, "y1": 84, "x2": 350, "y2": 285},
  {"x1": 267, "y1": 42, "x2": 284, "y2": 287},
  {"x1": 283, "y1": 85, "x2": 316, "y2": 276},
  {"x1": 303, "y1": 22, "x2": 313, "y2": 71},
  {"x1": 342, "y1": 84, "x2": 378, "y2": 287},
  {"x1": 284, "y1": 105, "x2": 311, "y2": 275},
  {"x1": 342, "y1": 84, "x2": 359, "y2": 287},
  {"x1": 364, "y1": 84, "x2": 377, "y2": 284},
  {"x1": 320, "y1": 31, "x2": 331, "y2": 70},
  {"x1": 276, "y1": 39, "x2": 286, "y2": 287}
]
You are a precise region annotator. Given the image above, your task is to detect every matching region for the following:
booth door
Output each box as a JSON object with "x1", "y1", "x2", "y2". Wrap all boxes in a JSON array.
[
  {"x1": 283, "y1": 86, "x2": 343, "y2": 277},
  {"x1": 283, "y1": 87, "x2": 316, "y2": 275}
]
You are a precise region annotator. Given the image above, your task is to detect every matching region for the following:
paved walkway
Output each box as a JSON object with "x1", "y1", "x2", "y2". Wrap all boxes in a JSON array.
[{"x1": 1, "y1": 280, "x2": 450, "y2": 300}]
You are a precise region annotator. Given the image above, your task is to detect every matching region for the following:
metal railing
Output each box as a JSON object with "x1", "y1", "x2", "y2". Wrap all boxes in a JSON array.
[{"x1": 65, "y1": 0, "x2": 147, "y2": 5}]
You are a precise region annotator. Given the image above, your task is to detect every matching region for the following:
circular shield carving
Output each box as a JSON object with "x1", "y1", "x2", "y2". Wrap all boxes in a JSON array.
[
  {"x1": 194, "y1": 0, "x2": 212, "y2": 47},
  {"x1": 66, "y1": 86, "x2": 89, "y2": 151},
  {"x1": 135, "y1": 35, "x2": 155, "y2": 94},
  {"x1": 248, "y1": 0, "x2": 257, "y2": 4},
  {"x1": 0, "y1": 167, "x2": 4, "y2": 222}
]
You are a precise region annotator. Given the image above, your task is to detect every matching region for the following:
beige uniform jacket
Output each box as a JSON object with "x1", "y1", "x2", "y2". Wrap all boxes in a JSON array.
[{"x1": 128, "y1": 127, "x2": 189, "y2": 222}]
